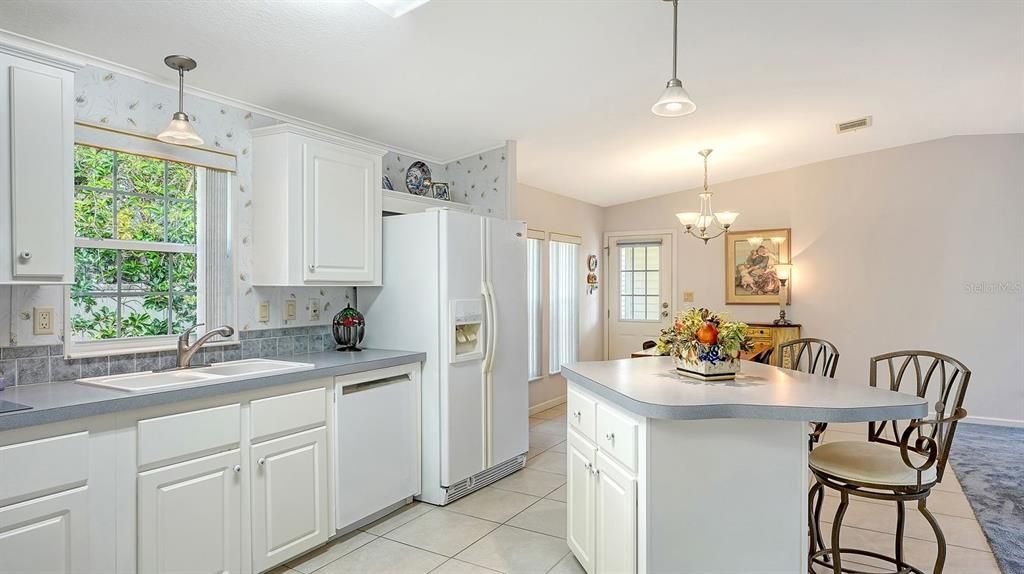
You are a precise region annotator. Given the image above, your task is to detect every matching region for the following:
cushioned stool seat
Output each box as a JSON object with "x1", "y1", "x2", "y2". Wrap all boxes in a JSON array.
[{"x1": 809, "y1": 440, "x2": 936, "y2": 487}]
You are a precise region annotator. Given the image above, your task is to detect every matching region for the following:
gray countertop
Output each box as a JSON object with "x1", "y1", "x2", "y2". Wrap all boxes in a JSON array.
[
  {"x1": 563, "y1": 357, "x2": 928, "y2": 422},
  {"x1": 0, "y1": 349, "x2": 424, "y2": 431}
]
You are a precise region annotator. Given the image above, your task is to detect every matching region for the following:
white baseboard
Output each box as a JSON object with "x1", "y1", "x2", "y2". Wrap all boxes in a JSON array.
[
  {"x1": 963, "y1": 415, "x2": 1024, "y2": 428},
  {"x1": 529, "y1": 395, "x2": 567, "y2": 416}
]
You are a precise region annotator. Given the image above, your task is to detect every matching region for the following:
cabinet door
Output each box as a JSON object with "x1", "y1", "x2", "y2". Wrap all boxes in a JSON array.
[
  {"x1": 595, "y1": 452, "x2": 637, "y2": 574},
  {"x1": 302, "y1": 139, "x2": 381, "y2": 284},
  {"x1": 0, "y1": 487, "x2": 90, "y2": 574},
  {"x1": 7, "y1": 63, "x2": 73, "y2": 280},
  {"x1": 138, "y1": 450, "x2": 242, "y2": 574},
  {"x1": 251, "y1": 426, "x2": 329, "y2": 573},
  {"x1": 567, "y1": 429, "x2": 596, "y2": 574}
]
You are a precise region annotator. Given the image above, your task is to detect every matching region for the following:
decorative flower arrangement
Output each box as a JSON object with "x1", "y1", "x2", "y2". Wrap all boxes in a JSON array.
[{"x1": 657, "y1": 308, "x2": 751, "y2": 379}]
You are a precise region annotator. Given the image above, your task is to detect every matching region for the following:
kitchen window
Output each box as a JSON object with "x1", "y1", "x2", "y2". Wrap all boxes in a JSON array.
[
  {"x1": 526, "y1": 233, "x2": 544, "y2": 380},
  {"x1": 618, "y1": 241, "x2": 661, "y2": 321},
  {"x1": 548, "y1": 234, "x2": 580, "y2": 374},
  {"x1": 66, "y1": 125, "x2": 236, "y2": 357}
]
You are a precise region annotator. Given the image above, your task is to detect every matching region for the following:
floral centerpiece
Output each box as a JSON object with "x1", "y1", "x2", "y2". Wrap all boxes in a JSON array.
[{"x1": 657, "y1": 308, "x2": 752, "y2": 380}]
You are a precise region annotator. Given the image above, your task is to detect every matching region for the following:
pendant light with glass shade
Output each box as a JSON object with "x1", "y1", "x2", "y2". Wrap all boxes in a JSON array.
[
  {"x1": 157, "y1": 55, "x2": 204, "y2": 147},
  {"x1": 651, "y1": 0, "x2": 696, "y2": 117},
  {"x1": 675, "y1": 149, "x2": 739, "y2": 244}
]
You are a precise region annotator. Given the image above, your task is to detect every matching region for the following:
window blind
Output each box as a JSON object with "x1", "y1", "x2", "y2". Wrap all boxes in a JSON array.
[
  {"x1": 549, "y1": 240, "x2": 579, "y2": 374},
  {"x1": 527, "y1": 237, "x2": 543, "y2": 379}
]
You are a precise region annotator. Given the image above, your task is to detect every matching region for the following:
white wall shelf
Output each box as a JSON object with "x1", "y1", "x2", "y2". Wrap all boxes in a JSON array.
[{"x1": 382, "y1": 189, "x2": 472, "y2": 215}]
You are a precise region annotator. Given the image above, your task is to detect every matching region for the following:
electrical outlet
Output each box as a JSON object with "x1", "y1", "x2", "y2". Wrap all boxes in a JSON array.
[
  {"x1": 682, "y1": 291, "x2": 695, "y2": 303},
  {"x1": 309, "y1": 298, "x2": 321, "y2": 321},
  {"x1": 33, "y1": 307, "x2": 55, "y2": 335},
  {"x1": 284, "y1": 299, "x2": 297, "y2": 322},
  {"x1": 258, "y1": 301, "x2": 270, "y2": 323}
]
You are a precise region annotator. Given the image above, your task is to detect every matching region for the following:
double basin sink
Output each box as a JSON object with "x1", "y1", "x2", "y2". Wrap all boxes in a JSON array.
[{"x1": 77, "y1": 358, "x2": 315, "y2": 392}]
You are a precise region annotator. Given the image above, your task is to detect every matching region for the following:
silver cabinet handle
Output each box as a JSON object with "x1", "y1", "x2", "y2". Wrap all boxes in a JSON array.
[
  {"x1": 233, "y1": 465, "x2": 241, "y2": 473},
  {"x1": 572, "y1": 410, "x2": 582, "y2": 420},
  {"x1": 18, "y1": 251, "x2": 31, "y2": 261},
  {"x1": 605, "y1": 432, "x2": 615, "y2": 443},
  {"x1": 308, "y1": 264, "x2": 316, "y2": 271},
  {"x1": 257, "y1": 457, "x2": 266, "y2": 466}
]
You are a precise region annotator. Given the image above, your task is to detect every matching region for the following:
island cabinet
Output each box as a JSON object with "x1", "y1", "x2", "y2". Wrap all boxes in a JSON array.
[
  {"x1": 0, "y1": 48, "x2": 76, "y2": 284},
  {"x1": 251, "y1": 124, "x2": 385, "y2": 287},
  {"x1": 566, "y1": 387, "x2": 640, "y2": 574}
]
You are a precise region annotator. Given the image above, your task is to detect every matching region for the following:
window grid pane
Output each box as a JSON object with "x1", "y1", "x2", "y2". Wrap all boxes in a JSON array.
[
  {"x1": 72, "y1": 144, "x2": 200, "y2": 342},
  {"x1": 618, "y1": 244, "x2": 661, "y2": 321}
]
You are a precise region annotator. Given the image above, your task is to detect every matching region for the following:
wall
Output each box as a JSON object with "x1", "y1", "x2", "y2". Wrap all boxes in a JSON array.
[
  {"x1": 515, "y1": 183, "x2": 605, "y2": 409},
  {"x1": 1, "y1": 63, "x2": 357, "y2": 354},
  {"x1": 604, "y1": 134, "x2": 1024, "y2": 425}
]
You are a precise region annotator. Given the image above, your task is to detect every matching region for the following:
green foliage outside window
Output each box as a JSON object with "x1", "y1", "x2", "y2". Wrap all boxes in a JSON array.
[{"x1": 72, "y1": 145, "x2": 199, "y2": 341}]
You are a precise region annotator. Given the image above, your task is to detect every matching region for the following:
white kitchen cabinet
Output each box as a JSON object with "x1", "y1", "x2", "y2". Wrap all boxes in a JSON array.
[
  {"x1": 567, "y1": 429, "x2": 596, "y2": 574},
  {"x1": 252, "y1": 124, "x2": 384, "y2": 286},
  {"x1": 0, "y1": 48, "x2": 75, "y2": 284},
  {"x1": 137, "y1": 449, "x2": 242, "y2": 574},
  {"x1": 250, "y1": 426, "x2": 329, "y2": 573},
  {"x1": 0, "y1": 486, "x2": 90, "y2": 574},
  {"x1": 595, "y1": 451, "x2": 636, "y2": 574}
]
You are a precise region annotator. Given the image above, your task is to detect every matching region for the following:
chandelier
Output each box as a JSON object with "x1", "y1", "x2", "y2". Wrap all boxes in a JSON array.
[{"x1": 675, "y1": 149, "x2": 739, "y2": 244}]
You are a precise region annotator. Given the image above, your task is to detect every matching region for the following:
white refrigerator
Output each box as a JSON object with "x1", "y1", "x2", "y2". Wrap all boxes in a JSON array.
[{"x1": 362, "y1": 209, "x2": 529, "y2": 505}]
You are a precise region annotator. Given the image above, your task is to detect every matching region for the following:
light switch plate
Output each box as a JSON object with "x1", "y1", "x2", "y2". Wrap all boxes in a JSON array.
[
  {"x1": 258, "y1": 301, "x2": 270, "y2": 323},
  {"x1": 309, "y1": 298, "x2": 321, "y2": 321},
  {"x1": 33, "y1": 307, "x2": 55, "y2": 335},
  {"x1": 284, "y1": 299, "x2": 297, "y2": 322},
  {"x1": 682, "y1": 291, "x2": 695, "y2": 303}
]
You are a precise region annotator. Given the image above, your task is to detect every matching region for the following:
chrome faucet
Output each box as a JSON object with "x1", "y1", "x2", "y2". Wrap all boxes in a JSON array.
[{"x1": 177, "y1": 323, "x2": 235, "y2": 368}]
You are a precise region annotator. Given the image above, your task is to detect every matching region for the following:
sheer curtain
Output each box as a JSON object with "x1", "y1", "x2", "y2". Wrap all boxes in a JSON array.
[{"x1": 548, "y1": 236, "x2": 580, "y2": 374}]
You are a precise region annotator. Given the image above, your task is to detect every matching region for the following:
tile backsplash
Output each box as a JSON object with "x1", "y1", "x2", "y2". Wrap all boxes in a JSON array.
[{"x1": 0, "y1": 325, "x2": 336, "y2": 387}]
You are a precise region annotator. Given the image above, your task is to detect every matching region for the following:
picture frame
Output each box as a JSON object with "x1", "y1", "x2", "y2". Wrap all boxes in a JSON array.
[
  {"x1": 431, "y1": 182, "x2": 450, "y2": 201},
  {"x1": 724, "y1": 228, "x2": 791, "y2": 304}
]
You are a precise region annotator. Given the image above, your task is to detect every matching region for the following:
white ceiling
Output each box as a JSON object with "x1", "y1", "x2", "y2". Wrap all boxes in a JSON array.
[{"x1": 1, "y1": 1, "x2": 1021, "y2": 206}]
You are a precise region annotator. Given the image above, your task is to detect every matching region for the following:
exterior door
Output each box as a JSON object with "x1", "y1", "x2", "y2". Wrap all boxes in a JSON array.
[
  {"x1": 484, "y1": 217, "x2": 529, "y2": 466},
  {"x1": 302, "y1": 139, "x2": 382, "y2": 283},
  {"x1": 567, "y1": 430, "x2": 596, "y2": 574},
  {"x1": 138, "y1": 450, "x2": 242, "y2": 574},
  {"x1": 251, "y1": 427, "x2": 329, "y2": 572},
  {"x1": 606, "y1": 235, "x2": 673, "y2": 359},
  {"x1": 0, "y1": 487, "x2": 90, "y2": 574},
  {"x1": 595, "y1": 452, "x2": 637, "y2": 574}
]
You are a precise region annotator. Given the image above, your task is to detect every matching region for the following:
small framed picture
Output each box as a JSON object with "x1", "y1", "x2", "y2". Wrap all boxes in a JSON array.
[{"x1": 432, "y1": 182, "x2": 450, "y2": 201}]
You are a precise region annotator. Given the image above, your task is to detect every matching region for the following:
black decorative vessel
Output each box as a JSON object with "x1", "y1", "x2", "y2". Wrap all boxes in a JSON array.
[{"x1": 332, "y1": 304, "x2": 365, "y2": 351}]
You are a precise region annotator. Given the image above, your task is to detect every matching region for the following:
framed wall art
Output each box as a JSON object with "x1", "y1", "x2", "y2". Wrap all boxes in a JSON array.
[{"x1": 724, "y1": 228, "x2": 791, "y2": 304}]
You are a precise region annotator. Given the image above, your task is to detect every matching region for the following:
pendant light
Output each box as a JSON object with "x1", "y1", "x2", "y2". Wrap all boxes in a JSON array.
[
  {"x1": 651, "y1": 0, "x2": 696, "y2": 117},
  {"x1": 157, "y1": 55, "x2": 204, "y2": 147}
]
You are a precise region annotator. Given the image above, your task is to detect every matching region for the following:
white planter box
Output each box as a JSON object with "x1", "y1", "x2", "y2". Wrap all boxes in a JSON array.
[{"x1": 673, "y1": 357, "x2": 740, "y2": 381}]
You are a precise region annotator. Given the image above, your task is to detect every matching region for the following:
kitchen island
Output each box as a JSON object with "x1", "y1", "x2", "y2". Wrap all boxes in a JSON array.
[{"x1": 561, "y1": 357, "x2": 927, "y2": 574}]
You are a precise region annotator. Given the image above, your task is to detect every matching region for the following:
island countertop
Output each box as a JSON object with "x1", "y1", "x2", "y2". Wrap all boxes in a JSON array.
[
  {"x1": 0, "y1": 349, "x2": 424, "y2": 432},
  {"x1": 562, "y1": 357, "x2": 927, "y2": 422}
]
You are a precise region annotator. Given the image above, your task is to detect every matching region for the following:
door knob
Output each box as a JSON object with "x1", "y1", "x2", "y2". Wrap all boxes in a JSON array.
[{"x1": 661, "y1": 310, "x2": 669, "y2": 318}]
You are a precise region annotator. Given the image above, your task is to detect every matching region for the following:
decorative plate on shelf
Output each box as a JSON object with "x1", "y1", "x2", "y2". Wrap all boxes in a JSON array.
[{"x1": 405, "y1": 161, "x2": 432, "y2": 196}]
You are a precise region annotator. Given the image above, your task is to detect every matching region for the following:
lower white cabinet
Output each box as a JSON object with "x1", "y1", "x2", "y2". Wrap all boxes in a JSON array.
[
  {"x1": 137, "y1": 449, "x2": 242, "y2": 574},
  {"x1": 0, "y1": 486, "x2": 90, "y2": 574},
  {"x1": 567, "y1": 428, "x2": 637, "y2": 574},
  {"x1": 251, "y1": 426, "x2": 329, "y2": 573}
]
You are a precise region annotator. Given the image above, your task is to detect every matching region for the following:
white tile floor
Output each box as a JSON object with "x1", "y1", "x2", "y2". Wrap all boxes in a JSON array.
[{"x1": 276, "y1": 406, "x2": 1000, "y2": 574}]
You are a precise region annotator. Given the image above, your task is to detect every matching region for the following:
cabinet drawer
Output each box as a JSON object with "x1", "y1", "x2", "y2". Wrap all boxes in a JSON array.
[
  {"x1": 250, "y1": 387, "x2": 326, "y2": 443},
  {"x1": 748, "y1": 327, "x2": 772, "y2": 339},
  {"x1": 567, "y1": 387, "x2": 597, "y2": 443},
  {"x1": 595, "y1": 405, "x2": 638, "y2": 472},
  {"x1": 138, "y1": 404, "x2": 240, "y2": 467},
  {"x1": 0, "y1": 431, "x2": 88, "y2": 506}
]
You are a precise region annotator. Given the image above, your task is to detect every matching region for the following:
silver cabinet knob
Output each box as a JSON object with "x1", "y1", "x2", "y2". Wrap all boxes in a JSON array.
[
  {"x1": 605, "y1": 432, "x2": 615, "y2": 443},
  {"x1": 572, "y1": 410, "x2": 581, "y2": 420},
  {"x1": 233, "y1": 465, "x2": 241, "y2": 473},
  {"x1": 18, "y1": 251, "x2": 31, "y2": 261},
  {"x1": 583, "y1": 461, "x2": 592, "y2": 472},
  {"x1": 257, "y1": 457, "x2": 266, "y2": 466},
  {"x1": 308, "y1": 264, "x2": 316, "y2": 271}
]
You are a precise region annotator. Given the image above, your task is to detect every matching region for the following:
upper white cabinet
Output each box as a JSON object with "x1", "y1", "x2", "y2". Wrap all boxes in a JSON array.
[
  {"x1": 252, "y1": 124, "x2": 384, "y2": 286},
  {"x1": 0, "y1": 49, "x2": 75, "y2": 284}
]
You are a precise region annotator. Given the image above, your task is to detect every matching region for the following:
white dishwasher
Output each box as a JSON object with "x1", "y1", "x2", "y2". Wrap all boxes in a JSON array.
[{"x1": 335, "y1": 364, "x2": 420, "y2": 531}]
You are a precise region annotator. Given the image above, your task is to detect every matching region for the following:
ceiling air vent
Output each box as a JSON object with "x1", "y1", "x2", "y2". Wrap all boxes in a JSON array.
[{"x1": 836, "y1": 116, "x2": 872, "y2": 134}]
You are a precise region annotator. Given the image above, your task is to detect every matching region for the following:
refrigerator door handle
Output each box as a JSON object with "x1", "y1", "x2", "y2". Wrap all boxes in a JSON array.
[{"x1": 482, "y1": 280, "x2": 497, "y2": 375}]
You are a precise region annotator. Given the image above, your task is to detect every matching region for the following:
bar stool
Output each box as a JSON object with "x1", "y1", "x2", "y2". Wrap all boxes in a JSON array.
[
  {"x1": 808, "y1": 351, "x2": 971, "y2": 574},
  {"x1": 777, "y1": 337, "x2": 841, "y2": 448}
]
